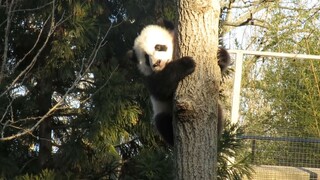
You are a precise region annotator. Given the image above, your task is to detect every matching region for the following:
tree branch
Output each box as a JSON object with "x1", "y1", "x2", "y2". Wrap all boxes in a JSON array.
[
  {"x1": 0, "y1": 0, "x2": 68, "y2": 98},
  {"x1": 221, "y1": 0, "x2": 272, "y2": 34},
  {"x1": 0, "y1": 7, "x2": 115, "y2": 141},
  {"x1": 0, "y1": 0, "x2": 15, "y2": 83}
]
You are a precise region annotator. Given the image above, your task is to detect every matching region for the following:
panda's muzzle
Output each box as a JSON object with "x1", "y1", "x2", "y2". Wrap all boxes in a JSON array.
[{"x1": 153, "y1": 60, "x2": 162, "y2": 67}]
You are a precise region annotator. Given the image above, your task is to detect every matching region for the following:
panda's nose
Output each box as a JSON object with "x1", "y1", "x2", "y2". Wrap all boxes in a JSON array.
[{"x1": 153, "y1": 60, "x2": 161, "y2": 67}]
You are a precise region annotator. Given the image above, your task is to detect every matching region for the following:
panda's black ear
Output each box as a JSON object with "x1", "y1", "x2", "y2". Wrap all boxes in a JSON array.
[
  {"x1": 157, "y1": 18, "x2": 175, "y2": 31},
  {"x1": 127, "y1": 50, "x2": 138, "y2": 63}
]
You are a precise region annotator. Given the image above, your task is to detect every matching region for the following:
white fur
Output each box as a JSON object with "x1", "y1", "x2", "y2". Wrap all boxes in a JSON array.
[
  {"x1": 133, "y1": 25, "x2": 174, "y2": 76},
  {"x1": 133, "y1": 25, "x2": 175, "y2": 125}
]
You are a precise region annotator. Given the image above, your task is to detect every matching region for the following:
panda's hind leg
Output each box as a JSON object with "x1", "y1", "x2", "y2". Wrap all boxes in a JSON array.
[{"x1": 154, "y1": 112, "x2": 174, "y2": 146}]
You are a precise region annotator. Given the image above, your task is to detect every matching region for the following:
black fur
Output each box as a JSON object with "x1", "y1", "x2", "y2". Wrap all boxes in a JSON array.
[
  {"x1": 157, "y1": 19, "x2": 175, "y2": 31},
  {"x1": 218, "y1": 47, "x2": 231, "y2": 73},
  {"x1": 146, "y1": 57, "x2": 195, "y2": 146},
  {"x1": 146, "y1": 57, "x2": 195, "y2": 101},
  {"x1": 155, "y1": 112, "x2": 174, "y2": 146}
]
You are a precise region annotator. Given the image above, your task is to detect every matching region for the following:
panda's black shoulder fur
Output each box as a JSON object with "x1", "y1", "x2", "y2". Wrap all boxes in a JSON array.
[
  {"x1": 157, "y1": 19, "x2": 175, "y2": 31},
  {"x1": 145, "y1": 56, "x2": 195, "y2": 101}
]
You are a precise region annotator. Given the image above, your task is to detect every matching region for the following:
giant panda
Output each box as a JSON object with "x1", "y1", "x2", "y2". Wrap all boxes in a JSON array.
[{"x1": 128, "y1": 20, "x2": 230, "y2": 146}]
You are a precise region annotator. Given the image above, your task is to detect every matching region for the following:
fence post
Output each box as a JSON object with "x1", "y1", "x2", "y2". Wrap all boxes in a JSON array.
[
  {"x1": 251, "y1": 139, "x2": 256, "y2": 163},
  {"x1": 229, "y1": 51, "x2": 244, "y2": 124}
]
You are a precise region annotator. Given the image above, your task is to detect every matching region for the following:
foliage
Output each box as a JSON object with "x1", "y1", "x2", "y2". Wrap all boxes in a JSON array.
[
  {"x1": 0, "y1": 0, "x2": 144, "y2": 178},
  {"x1": 15, "y1": 169, "x2": 56, "y2": 180},
  {"x1": 242, "y1": 1, "x2": 320, "y2": 137},
  {"x1": 118, "y1": 123, "x2": 254, "y2": 180},
  {"x1": 0, "y1": 0, "x2": 179, "y2": 178},
  {"x1": 217, "y1": 122, "x2": 254, "y2": 180},
  {"x1": 0, "y1": 0, "x2": 297, "y2": 179},
  {"x1": 239, "y1": 0, "x2": 320, "y2": 169},
  {"x1": 120, "y1": 148, "x2": 174, "y2": 180}
]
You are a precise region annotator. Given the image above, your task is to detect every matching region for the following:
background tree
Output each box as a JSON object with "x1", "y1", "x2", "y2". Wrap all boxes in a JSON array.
[
  {"x1": 2, "y1": 0, "x2": 305, "y2": 179},
  {"x1": 240, "y1": 1, "x2": 320, "y2": 136},
  {"x1": 237, "y1": 0, "x2": 320, "y2": 167},
  {"x1": 0, "y1": 0, "x2": 146, "y2": 178}
]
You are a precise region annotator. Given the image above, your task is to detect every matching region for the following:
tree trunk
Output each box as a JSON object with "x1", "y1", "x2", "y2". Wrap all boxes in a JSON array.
[
  {"x1": 37, "y1": 79, "x2": 52, "y2": 169},
  {"x1": 174, "y1": 0, "x2": 221, "y2": 179}
]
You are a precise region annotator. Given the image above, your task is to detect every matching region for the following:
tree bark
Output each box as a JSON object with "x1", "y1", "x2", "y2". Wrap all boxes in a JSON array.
[
  {"x1": 37, "y1": 79, "x2": 53, "y2": 169},
  {"x1": 174, "y1": 0, "x2": 221, "y2": 179}
]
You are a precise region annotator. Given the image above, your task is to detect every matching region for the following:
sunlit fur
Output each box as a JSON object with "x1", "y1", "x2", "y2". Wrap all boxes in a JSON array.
[{"x1": 133, "y1": 25, "x2": 174, "y2": 76}]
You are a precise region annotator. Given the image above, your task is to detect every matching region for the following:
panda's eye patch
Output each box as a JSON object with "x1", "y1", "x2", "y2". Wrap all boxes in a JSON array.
[{"x1": 155, "y1": 44, "x2": 167, "y2": 52}]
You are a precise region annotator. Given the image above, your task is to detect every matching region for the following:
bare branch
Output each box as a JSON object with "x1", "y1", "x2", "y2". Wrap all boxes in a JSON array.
[
  {"x1": 81, "y1": 65, "x2": 119, "y2": 104},
  {"x1": 0, "y1": 96, "x2": 13, "y2": 124},
  {"x1": 0, "y1": 99, "x2": 62, "y2": 140},
  {"x1": 0, "y1": 0, "x2": 68, "y2": 98},
  {"x1": 13, "y1": 16, "x2": 52, "y2": 72},
  {"x1": 12, "y1": 1, "x2": 54, "y2": 13},
  {"x1": 221, "y1": 0, "x2": 272, "y2": 34},
  {"x1": 223, "y1": 17, "x2": 269, "y2": 28},
  {"x1": 0, "y1": 0, "x2": 16, "y2": 83}
]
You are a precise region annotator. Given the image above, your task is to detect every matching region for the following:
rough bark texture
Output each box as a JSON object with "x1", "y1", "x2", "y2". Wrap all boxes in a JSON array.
[{"x1": 174, "y1": 0, "x2": 221, "y2": 179}]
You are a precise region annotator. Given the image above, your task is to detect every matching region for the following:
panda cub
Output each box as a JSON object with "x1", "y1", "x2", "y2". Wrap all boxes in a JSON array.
[{"x1": 129, "y1": 20, "x2": 230, "y2": 146}]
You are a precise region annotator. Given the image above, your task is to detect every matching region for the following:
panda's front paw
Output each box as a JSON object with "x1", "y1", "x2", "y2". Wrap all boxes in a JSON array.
[{"x1": 179, "y1": 56, "x2": 196, "y2": 75}]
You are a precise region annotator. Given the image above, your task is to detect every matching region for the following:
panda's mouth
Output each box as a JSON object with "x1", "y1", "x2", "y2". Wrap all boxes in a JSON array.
[{"x1": 153, "y1": 60, "x2": 162, "y2": 67}]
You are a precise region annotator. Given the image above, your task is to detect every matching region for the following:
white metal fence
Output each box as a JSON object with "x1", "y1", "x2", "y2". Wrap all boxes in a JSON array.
[
  {"x1": 228, "y1": 50, "x2": 320, "y2": 179},
  {"x1": 229, "y1": 50, "x2": 320, "y2": 125}
]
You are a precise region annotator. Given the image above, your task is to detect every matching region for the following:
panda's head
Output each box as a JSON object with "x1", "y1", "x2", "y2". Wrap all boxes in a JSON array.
[{"x1": 131, "y1": 25, "x2": 174, "y2": 76}]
